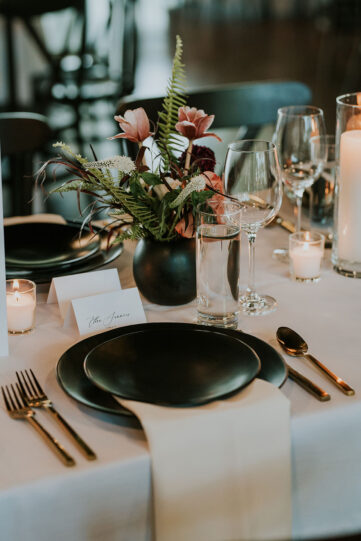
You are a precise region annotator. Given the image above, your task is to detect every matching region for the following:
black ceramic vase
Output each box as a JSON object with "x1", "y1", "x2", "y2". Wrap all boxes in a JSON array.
[{"x1": 133, "y1": 238, "x2": 196, "y2": 305}]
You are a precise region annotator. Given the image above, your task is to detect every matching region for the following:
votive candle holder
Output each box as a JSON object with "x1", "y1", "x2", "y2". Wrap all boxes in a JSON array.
[
  {"x1": 6, "y1": 279, "x2": 36, "y2": 334},
  {"x1": 289, "y1": 232, "x2": 325, "y2": 283}
]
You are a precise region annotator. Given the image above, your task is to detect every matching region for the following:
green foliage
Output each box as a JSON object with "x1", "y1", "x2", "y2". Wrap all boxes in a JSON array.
[
  {"x1": 158, "y1": 35, "x2": 187, "y2": 170},
  {"x1": 41, "y1": 37, "x2": 223, "y2": 244}
]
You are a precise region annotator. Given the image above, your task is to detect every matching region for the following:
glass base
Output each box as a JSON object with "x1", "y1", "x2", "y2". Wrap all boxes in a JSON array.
[
  {"x1": 272, "y1": 248, "x2": 289, "y2": 263},
  {"x1": 240, "y1": 294, "x2": 277, "y2": 316},
  {"x1": 293, "y1": 275, "x2": 320, "y2": 283},
  {"x1": 8, "y1": 327, "x2": 33, "y2": 335},
  {"x1": 333, "y1": 265, "x2": 361, "y2": 278},
  {"x1": 197, "y1": 311, "x2": 238, "y2": 329}
]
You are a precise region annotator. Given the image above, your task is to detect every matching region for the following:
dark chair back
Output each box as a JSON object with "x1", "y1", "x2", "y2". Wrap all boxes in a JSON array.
[
  {"x1": 115, "y1": 80, "x2": 312, "y2": 158},
  {"x1": 0, "y1": 112, "x2": 52, "y2": 215}
]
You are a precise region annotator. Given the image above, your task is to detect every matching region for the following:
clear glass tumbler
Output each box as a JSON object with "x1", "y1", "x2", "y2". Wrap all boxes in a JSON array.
[{"x1": 196, "y1": 198, "x2": 242, "y2": 329}]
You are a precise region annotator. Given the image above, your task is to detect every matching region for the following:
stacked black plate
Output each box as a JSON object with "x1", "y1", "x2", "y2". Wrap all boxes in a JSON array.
[
  {"x1": 5, "y1": 221, "x2": 123, "y2": 283},
  {"x1": 57, "y1": 322, "x2": 288, "y2": 417}
]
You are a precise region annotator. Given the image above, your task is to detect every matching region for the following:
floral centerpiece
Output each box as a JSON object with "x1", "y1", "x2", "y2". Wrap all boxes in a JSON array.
[{"x1": 39, "y1": 36, "x2": 224, "y2": 305}]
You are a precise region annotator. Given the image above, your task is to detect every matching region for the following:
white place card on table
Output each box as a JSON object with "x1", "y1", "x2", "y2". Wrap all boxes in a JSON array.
[
  {"x1": 64, "y1": 287, "x2": 146, "y2": 335},
  {"x1": 0, "y1": 152, "x2": 8, "y2": 355},
  {"x1": 47, "y1": 268, "x2": 121, "y2": 319}
]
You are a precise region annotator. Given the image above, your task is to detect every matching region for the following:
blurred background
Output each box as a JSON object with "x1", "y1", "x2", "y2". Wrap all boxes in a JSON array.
[{"x1": 1, "y1": 0, "x2": 360, "y2": 216}]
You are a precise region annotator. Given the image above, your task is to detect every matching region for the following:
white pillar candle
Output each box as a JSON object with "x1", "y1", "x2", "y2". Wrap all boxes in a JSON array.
[
  {"x1": 338, "y1": 130, "x2": 361, "y2": 261},
  {"x1": 6, "y1": 279, "x2": 36, "y2": 333},
  {"x1": 289, "y1": 244, "x2": 323, "y2": 279}
]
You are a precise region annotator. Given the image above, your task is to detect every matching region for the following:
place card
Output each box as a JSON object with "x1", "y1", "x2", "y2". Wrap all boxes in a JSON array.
[
  {"x1": 0, "y1": 153, "x2": 9, "y2": 355},
  {"x1": 64, "y1": 287, "x2": 146, "y2": 335},
  {"x1": 47, "y1": 268, "x2": 121, "y2": 319}
]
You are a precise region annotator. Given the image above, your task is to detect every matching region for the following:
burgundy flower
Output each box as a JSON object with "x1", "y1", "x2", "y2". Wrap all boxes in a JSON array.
[
  {"x1": 175, "y1": 106, "x2": 222, "y2": 142},
  {"x1": 179, "y1": 144, "x2": 216, "y2": 173}
]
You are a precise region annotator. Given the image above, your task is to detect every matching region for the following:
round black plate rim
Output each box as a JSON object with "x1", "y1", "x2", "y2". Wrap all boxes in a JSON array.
[
  {"x1": 56, "y1": 322, "x2": 287, "y2": 416},
  {"x1": 6, "y1": 225, "x2": 124, "y2": 284},
  {"x1": 83, "y1": 326, "x2": 261, "y2": 407},
  {"x1": 5, "y1": 222, "x2": 100, "y2": 269}
]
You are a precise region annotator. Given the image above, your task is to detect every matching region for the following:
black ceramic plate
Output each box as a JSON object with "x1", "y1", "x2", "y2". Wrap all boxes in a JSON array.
[
  {"x1": 56, "y1": 323, "x2": 287, "y2": 416},
  {"x1": 5, "y1": 222, "x2": 100, "y2": 269},
  {"x1": 84, "y1": 327, "x2": 260, "y2": 407},
  {"x1": 6, "y1": 224, "x2": 123, "y2": 284}
]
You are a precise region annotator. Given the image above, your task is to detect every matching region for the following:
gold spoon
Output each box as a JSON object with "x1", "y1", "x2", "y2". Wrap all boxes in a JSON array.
[{"x1": 277, "y1": 327, "x2": 355, "y2": 396}]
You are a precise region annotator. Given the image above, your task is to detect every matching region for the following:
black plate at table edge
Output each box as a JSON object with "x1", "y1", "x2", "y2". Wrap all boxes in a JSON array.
[
  {"x1": 5, "y1": 222, "x2": 101, "y2": 269},
  {"x1": 6, "y1": 222, "x2": 124, "y2": 284},
  {"x1": 56, "y1": 322, "x2": 288, "y2": 418}
]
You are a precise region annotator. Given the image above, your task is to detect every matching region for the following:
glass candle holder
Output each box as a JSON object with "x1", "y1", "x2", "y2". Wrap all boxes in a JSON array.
[
  {"x1": 332, "y1": 93, "x2": 361, "y2": 277},
  {"x1": 6, "y1": 279, "x2": 36, "y2": 334},
  {"x1": 196, "y1": 198, "x2": 242, "y2": 329},
  {"x1": 289, "y1": 232, "x2": 325, "y2": 283}
]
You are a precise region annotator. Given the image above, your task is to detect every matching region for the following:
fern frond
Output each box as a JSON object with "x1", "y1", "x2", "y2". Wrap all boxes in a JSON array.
[{"x1": 158, "y1": 35, "x2": 187, "y2": 170}]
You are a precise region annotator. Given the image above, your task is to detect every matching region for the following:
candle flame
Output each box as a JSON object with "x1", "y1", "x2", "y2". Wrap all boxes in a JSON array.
[
  {"x1": 13, "y1": 279, "x2": 19, "y2": 290},
  {"x1": 14, "y1": 290, "x2": 21, "y2": 303},
  {"x1": 305, "y1": 231, "x2": 311, "y2": 241}
]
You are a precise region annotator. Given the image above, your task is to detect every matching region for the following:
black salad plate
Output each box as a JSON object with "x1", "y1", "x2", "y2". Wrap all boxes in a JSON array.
[
  {"x1": 84, "y1": 326, "x2": 260, "y2": 407},
  {"x1": 5, "y1": 222, "x2": 100, "y2": 269},
  {"x1": 56, "y1": 323, "x2": 287, "y2": 416},
  {"x1": 6, "y1": 223, "x2": 123, "y2": 284}
]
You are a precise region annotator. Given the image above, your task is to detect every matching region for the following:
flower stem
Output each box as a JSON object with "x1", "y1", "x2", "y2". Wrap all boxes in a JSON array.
[{"x1": 184, "y1": 140, "x2": 193, "y2": 175}]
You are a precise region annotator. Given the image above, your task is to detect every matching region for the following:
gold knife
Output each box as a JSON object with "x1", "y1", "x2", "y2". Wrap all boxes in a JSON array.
[{"x1": 286, "y1": 364, "x2": 331, "y2": 401}]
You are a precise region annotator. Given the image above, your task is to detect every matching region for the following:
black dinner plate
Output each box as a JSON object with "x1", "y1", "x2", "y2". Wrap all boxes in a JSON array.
[
  {"x1": 6, "y1": 224, "x2": 124, "y2": 284},
  {"x1": 5, "y1": 222, "x2": 100, "y2": 269},
  {"x1": 84, "y1": 326, "x2": 260, "y2": 407},
  {"x1": 56, "y1": 323, "x2": 287, "y2": 416}
]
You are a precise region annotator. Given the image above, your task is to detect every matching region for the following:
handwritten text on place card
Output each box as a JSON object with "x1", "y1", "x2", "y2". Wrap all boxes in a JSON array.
[
  {"x1": 47, "y1": 268, "x2": 121, "y2": 319},
  {"x1": 67, "y1": 288, "x2": 146, "y2": 335}
]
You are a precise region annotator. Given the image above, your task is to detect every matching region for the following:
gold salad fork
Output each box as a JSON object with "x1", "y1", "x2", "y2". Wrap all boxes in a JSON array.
[
  {"x1": 1, "y1": 384, "x2": 75, "y2": 467},
  {"x1": 16, "y1": 369, "x2": 97, "y2": 461}
]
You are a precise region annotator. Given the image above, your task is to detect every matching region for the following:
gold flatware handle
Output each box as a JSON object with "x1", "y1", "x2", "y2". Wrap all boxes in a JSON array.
[
  {"x1": 27, "y1": 416, "x2": 75, "y2": 466},
  {"x1": 274, "y1": 215, "x2": 296, "y2": 234},
  {"x1": 287, "y1": 365, "x2": 330, "y2": 401},
  {"x1": 47, "y1": 405, "x2": 97, "y2": 460},
  {"x1": 273, "y1": 216, "x2": 332, "y2": 248},
  {"x1": 305, "y1": 354, "x2": 355, "y2": 396}
]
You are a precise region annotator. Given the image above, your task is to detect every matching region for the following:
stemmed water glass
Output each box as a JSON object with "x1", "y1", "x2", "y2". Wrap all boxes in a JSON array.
[
  {"x1": 273, "y1": 106, "x2": 327, "y2": 232},
  {"x1": 224, "y1": 140, "x2": 282, "y2": 316}
]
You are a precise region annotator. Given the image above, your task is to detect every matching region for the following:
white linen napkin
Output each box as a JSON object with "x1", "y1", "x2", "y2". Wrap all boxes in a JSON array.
[
  {"x1": 4, "y1": 213, "x2": 67, "y2": 225},
  {"x1": 120, "y1": 378, "x2": 291, "y2": 541}
]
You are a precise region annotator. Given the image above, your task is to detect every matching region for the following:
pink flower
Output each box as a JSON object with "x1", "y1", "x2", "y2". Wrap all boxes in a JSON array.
[
  {"x1": 202, "y1": 171, "x2": 223, "y2": 194},
  {"x1": 110, "y1": 108, "x2": 151, "y2": 144},
  {"x1": 175, "y1": 212, "x2": 195, "y2": 238},
  {"x1": 175, "y1": 107, "x2": 222, "y2": 142}
]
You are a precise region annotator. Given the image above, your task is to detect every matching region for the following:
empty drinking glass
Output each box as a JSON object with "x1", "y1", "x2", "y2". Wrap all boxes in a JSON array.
[
  {"x1": 273, "y1": 105, "x2": 327, "y2": 232},
  {"x1": 224, "y1": 140, "x2": 282, "y2": 316}
]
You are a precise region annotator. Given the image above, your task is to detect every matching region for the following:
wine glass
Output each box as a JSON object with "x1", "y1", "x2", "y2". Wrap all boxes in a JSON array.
[
  {"x1": 224, "y1": 140, "x2": 282, "y2": 316},
  {"x1": 273, "y1": 105, "x2": 327, "y2": 232}
]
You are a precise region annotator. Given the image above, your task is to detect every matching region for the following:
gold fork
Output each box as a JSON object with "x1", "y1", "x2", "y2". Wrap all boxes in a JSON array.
[
  {"x1": 16, "y1": 369, "x2": 96, "y2": 461},
  {"x1": 1, "y1": 383, "x2": 75, "y2": 467}
]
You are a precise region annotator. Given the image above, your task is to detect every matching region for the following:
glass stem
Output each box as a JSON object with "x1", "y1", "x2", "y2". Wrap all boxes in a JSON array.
[
  {"x1": 295, "y1": 192, "x2": 303, "y2": 232},
  {"x1": 247, "y1": 232, "x2": 257, "y2": 298}
]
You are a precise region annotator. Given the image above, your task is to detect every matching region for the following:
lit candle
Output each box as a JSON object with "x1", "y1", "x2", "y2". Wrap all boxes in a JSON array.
[
  {"x1": 337, "y1": 130, "x2": 361, "y2": 262},
  {"x1": 289, "y1": 232, "x2": 324, "y2": 282},
  {"x1": 6, "y1": 279, "x2": 36, "y2": 334}
]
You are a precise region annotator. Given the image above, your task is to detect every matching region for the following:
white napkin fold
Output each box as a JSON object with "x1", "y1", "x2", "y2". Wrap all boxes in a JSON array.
[
  {"x1": 4, "y1": 213, "x2": 67, "y2": 226},
  {"x1": 120, "y1": 378, "x2": 291, "y2": 541}
]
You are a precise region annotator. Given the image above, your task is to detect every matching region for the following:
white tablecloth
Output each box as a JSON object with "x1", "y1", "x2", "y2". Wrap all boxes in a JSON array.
[{"x1": 1, "y1": 221, "x2": 360, "y2": 541}]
